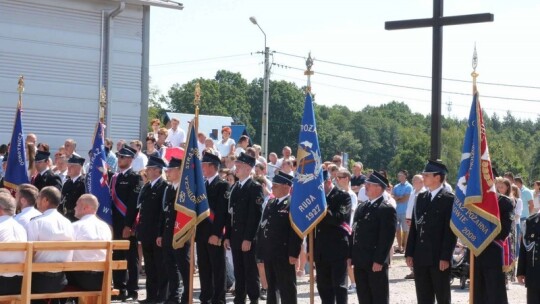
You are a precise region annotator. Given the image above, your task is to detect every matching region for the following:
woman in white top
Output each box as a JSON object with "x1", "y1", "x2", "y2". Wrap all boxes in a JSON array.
[{"x1": 215, "y1": 127, "x2": 235, "y2": 158}]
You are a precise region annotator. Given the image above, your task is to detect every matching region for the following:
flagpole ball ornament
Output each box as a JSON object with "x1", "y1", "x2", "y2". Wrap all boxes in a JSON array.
[
  {"x1": 235, "y1": 152, "x2": 256, "y2": 167},
  {"x1": 304, "y1": 52, "x2": 314, "y2": 93},
  {"x1": 365, "y1": 171, "x2": 389, "y2": 189},
  {"x1": 18, "y1": 76, "x2": 24, "y2": 98}
]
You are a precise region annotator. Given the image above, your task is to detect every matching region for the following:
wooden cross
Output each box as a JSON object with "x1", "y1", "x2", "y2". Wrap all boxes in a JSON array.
[{"x1": 385, "y1": 0, "x2": 493, "y2": 159}]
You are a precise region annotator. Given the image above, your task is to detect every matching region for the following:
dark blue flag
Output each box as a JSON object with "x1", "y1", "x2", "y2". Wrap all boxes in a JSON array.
[
  {"x1": 86, "y1": 122, "x2": 112, "y2": 225},
  {"x1": 4, "y1": 103, "x2": 29, "y2": 191},
  {"x1": 173, "y1": 121, "x2": 210, "y2": 249},
  {"x1": 450, "y1": 90, "x2": 501, "y2": 256},
  {"x1": 290, "y1": 92, "x2": 327, "y2": 238}
]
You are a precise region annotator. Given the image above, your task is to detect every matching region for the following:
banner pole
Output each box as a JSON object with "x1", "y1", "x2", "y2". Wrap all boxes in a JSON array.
[
  {"x1": 188, "y1": 230, "x2": 196, "y2": 304},
  {"x1": 309, "y1": 231, "x2": 315, "y2": 304},
  {"x1": 188, "y1": 82, "x2": 202, "y2": 304},
  {"x1": 469, "y1": 250, "x2": 474, "y2": 303}
]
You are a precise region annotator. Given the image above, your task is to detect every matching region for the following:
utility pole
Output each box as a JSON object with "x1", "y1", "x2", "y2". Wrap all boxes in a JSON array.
[
  {"x1": 262, "y1": 46, "x2": 270, "y2": 158},
  {"x1": 250, "y1": 16, "x2": 270, "y2": 157}
]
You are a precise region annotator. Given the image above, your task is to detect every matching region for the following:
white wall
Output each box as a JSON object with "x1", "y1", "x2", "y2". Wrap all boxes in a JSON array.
[{"x1": 0, "y1": 0, "x2": 144, "y2": 156}]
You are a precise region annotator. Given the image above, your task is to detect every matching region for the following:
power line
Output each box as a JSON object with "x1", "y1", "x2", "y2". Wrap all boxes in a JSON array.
[
  {"x1": 272, "y1": 73, "x2": 538, "y2": 116},
  {"x1": 150, "y1": 53, "x2": 252, "y2": 67},
  {"x1": 272, "y1": 62, "x2": 540, "y2": 103},
  {"x1": 274, "y1": 51, "x2": 540, "y2": 90}
]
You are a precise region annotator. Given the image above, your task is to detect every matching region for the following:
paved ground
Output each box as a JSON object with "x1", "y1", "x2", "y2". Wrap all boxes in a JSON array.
[{"x1": 128, "y1": 252, "x2": 527, "y2": 303}]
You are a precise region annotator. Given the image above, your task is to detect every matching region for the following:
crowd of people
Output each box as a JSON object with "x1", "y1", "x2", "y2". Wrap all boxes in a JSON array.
[{"x1": 0, "y1": 118, "x2": 540, "y2": 304}]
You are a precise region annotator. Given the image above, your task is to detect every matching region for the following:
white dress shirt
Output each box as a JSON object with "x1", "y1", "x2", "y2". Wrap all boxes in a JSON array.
[
  {"x1": 167, "y1": 128, "x2": 186, "y2": 147},
  {"x1": 26, "y1": 209, "x2": 74, "y2": 265},
  {"x1": 14, "y1": 206, "x2": 42, "y2": 228},
  {"x1": 132, "y1": 152, "x2": 148, "y2": 173},
  {"x1": 0, "y1": 215, "x2": 27, "y2": 276},
  {"x1": 405, "y1": 187, "x2": 427, "y2": 219},
  {"x1": 357, "y1": 186, "x2": 369, "y2": 203},
  {"x1": 72, "y1": 214, "x2": 112, "y2": 262}
]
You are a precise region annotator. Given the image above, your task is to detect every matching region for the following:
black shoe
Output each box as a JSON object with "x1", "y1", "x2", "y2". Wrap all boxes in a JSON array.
[
  {"x1": 260, "y1": 288, "x2": 267, "y2": 300},
  {"x1": 112, "y1": 290, "x2": 127, "y2": 302},
  {"x1": 127, "y1": 291, "x2": 139, "y2": 301},
  {"x1": 138, "y1": 299, "x2": 156, "y2": 304}
]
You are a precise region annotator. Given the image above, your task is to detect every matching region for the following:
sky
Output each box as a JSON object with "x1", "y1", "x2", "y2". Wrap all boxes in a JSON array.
[{"x1": 148, "y1": 0, "x2": 540, "y2": 121}]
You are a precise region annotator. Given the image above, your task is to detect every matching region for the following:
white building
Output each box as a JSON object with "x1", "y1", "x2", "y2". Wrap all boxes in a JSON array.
[
  {"x1": 0, "y1": 0, "x2": 182, "y2": 154},
  {"x1": 165, "y1": 112, "x2": 234, "y2": 141}
]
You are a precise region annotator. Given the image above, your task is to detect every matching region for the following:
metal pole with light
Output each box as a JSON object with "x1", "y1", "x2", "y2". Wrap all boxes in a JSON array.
[{"x1": 250, "y1": 16, "x2": 270, "y2": 158}]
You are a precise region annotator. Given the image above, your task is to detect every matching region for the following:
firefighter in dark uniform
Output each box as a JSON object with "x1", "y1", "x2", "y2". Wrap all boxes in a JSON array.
[
  {"x1": 350, "y1": 171, "x2": 397, "y2": 304},
  {"x1": 32, "y1": 150, "x2": 62, "y2": 191},
  {"x1": 137, "y1": 156, "x2": 169, "y2": 303},
  {"x1": 314, "y1": 169, "x2": 352, "y2": 304},
  {"x1": 405, "y1": 160, "x2": 457, "y2": 304},
  {"x1": 59, "y1": 155, "x2": 86, "y2": 222},
  {"x1": 197, "y1": 152, "x2": 229, "y2": 304},
  {"x1": 518, "y1": 212, "x2": 540, "y2": 303},
  {"x1": 473, "y1": 183, "x2": 514, "y2": 304},
  {"x1": 257, "y1": 171, "x2": 302, "y2": 304},
  {"x1": 110, "y1": 146, "x2": 142, "y2": 301},
  {"x1": 157, "y1": 157, "x2": 190, "y2": 304},
  {"x1": 223, "y1": 152, "x2": 264, "y2": 304}
]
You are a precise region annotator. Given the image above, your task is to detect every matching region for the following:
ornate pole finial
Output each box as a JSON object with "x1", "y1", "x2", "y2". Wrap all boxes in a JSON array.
[
  {"x1": 471, "y1": 44, "x2": 479, "y2": 92},
  {"x1": 193, "y1": 82, "x2": 201, "y2": 132},
  {"x1": 99, "y1": 87, "x2": 107, "y2": 123},
  {"x1": 17, "y1": 75, "x2": 24, "y2": 108},
  {"x1": 304, "y1": 52, "x2": 314, "y2": 93}
]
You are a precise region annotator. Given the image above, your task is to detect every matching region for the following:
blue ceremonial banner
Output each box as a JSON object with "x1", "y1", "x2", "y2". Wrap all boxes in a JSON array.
[
  {"x1": 4, "y1": 103, "x2": 29, "y2": 191},
  {"x1": 290, "y1": 92, "x2": 327, "y2": 238},
  {"x1": 86, "y1": 122, "x2": 112, "y2": 225},
  {"x1": 173, "y1": 121, "x2": 210, "y2": 249},
  {"x1": 450, "y1": 91, "x2": 501, "y2": 256}
]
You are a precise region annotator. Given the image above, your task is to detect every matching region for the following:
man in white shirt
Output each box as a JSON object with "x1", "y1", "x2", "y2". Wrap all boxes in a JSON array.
[
  {"x1": 197, "y1": 132, "x2": 207, "y2": 158},
  {"x1": 14, "y1": 183, "x2": 42, "y2": 227},
  {"x1": 166, "y1": 117, "x2": 186, "y2": 147},
  {"x1": 404, "y1": 174, "x2": 426, "y2": 280},
  {"x1": 0, "y1": 192, "x2": 27, "y2": 295},
  {"x1": 68, "y1": 194, "x2": 112, "y2": 291},
  {"x1": 130, "y1": 140, "x2": 148, "y2": 173},
  {"x1": 26, "y1": 186, "x2": 74, "y2": 293}
]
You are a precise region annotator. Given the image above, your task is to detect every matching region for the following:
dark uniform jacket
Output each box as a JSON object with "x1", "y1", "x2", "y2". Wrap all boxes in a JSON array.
[
  {"x1": 314, "y1": 186, "x2": 352, "y2": 262},
  {"x1": 110, "y1": 168, "x2": 142, "y2": 237},
  {"x1": 405, "y1": 187, "x2": 457, "y2": 266},
  {"x1": 136, "y1": 177, "x2": 168, "y2": 245},
  {"x1": 159, "y1": 184, "x2": 178, "y2": 248},
  {"x1": 257, "y1": 196, "x2": 303, "y2": 261},
  {"x1": 518, "y1": 213, "x2": 540, "y2": 288},
  {"x1": 33, "y1": 169, "x2": 62, "y2": 191},
  {"x1": 60, "y1": 175, "x2": 87, "y2": 222},
  {"x1": 476, "y1": 195, "x2": 514, "y2": 268},
  {"x1": 350, "y1": 196, "x2": 397, "y2": 269},
  {"x1": 225, "y1": 178, "x2": 264, "y2": 249},
  {"x1": 195, "y1": 176, "x2": 229, "y2": 243}
]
